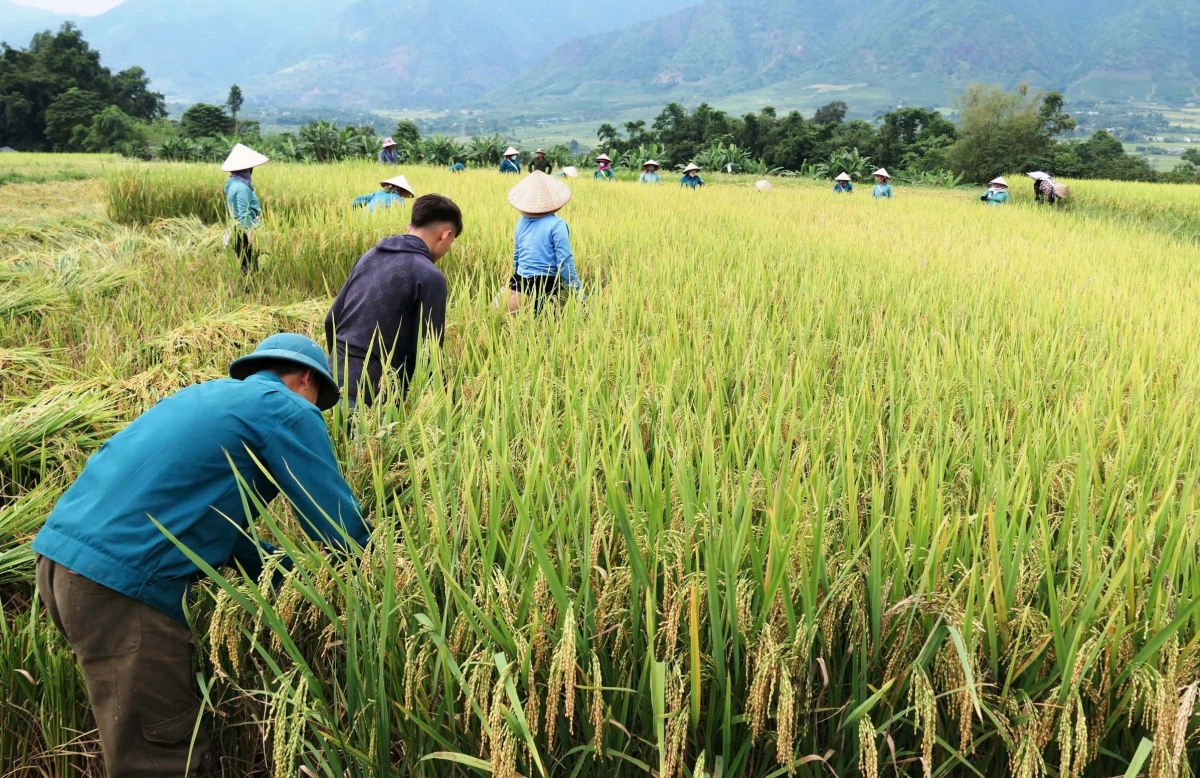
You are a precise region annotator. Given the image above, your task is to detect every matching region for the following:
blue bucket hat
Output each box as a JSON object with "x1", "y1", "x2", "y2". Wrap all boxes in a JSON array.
[{"x1": 229, "y1": 333, "x2": 340, "y2": 411}]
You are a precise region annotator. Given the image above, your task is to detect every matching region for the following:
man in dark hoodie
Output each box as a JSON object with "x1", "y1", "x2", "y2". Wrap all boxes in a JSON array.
[{"x1": 325, "y1": 194, "x2": 463, "y2": 408}]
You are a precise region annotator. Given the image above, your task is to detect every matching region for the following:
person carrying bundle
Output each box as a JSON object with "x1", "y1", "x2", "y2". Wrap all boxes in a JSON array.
[
  {"x1": 222, "y1": 143, "x2": 269, "y2": 273},
  {"x1": 680, "y1": 163, "x2": 705, "y2": 189},
  {"x1": 594, "y1": 153, "x2": 615, "y2": 180},
  {"x1": 981, "y1": 177, "x2": 1009, "y2": 205},
  {"x1": 498, "y1": 171, "x2": 581, "y2": 314},
  {"x1": 640, "y1": 160, "x2": 662, "y2": 184},
  {"x1": 529, "y1": 148, "x2": 554, "y2": 174},
  {"x1": 872, "y1": 168, "x2": 893, "y2": 198},
  {"x1": 326, "y1": 195, "x2": 463, "y2": 409},
  {"x1": 1028, "y1": 171, "x2": 1066, "y2": 208},
  {"x1": 352, "y1": 175, "x2": 415, "y2": 213},
  {"x1": 833, "y1": 172, "x2": 853, "y2": 193},
  {"x1": 500, "y1": 147, "x2": 521, "y2": 174},
  {"x1": 32, "y1": 333, "x2": 369, "y2": 778}
]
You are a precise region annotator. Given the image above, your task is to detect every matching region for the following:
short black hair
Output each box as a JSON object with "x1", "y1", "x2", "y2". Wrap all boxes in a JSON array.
[{"x1": 411, "y1": 194, "x2": 463, "y2": 237}]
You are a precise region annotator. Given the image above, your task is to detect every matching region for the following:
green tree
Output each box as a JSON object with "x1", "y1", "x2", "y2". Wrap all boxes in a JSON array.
[
  {"x1": 72, "y1": 104, "x2": 149, "y2": 157},
  {"x1": 226, "y1": 85, "x2": 243, "y2": 136},
  {"x1": 948, "y1": 84, "x2": 1075, "y2": 183},
  {"x1": 180, "y1": 103, "x2": 233, "y2": 139},
  {"x1": 392, "y1": 119, "x2": 420, "y2": 145},
  {"x1": 812, "y1": 101, "x2": 848, "y2": 126},
  {"x1": 43, "y1": 87, "x2": 106, "y2": 150},
  {"x1": 110, "y1": 66, "x2": 164, "y2": 122}
]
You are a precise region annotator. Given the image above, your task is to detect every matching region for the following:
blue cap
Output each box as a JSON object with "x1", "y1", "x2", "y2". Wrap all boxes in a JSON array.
[{"x1": 229, "y1": 333, "x2": 340, "y2": 411}]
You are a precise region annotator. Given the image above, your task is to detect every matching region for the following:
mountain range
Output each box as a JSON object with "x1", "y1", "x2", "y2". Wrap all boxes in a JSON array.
[{"x1": 1, "y1": 0, "x2": 1197, "y2": 113}]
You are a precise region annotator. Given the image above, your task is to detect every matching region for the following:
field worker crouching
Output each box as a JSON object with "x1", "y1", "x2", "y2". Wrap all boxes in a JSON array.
[
  {"x1": 1028, "y1": 171, "x2": 1066, "y2": 208},
  {"x1": 680, "y1": 163, "x2": 705, "y2": 189},
  {"x1": 326, "y1": 194, "x2": 462, "y2": 409},
  {"x1": 594, "y1": 153, "x2": 615, "y2": 180},
  {"x1": 32, "y1": 333, "x2": 369, "y2": 778},
  {"x1": 640, "y1": 160, "x2": 662, "y2": 184},
  {"x1": 500, "y1": 147, "x2": 521, "y2": 174},
  {"x1": 352, "y1": 175, "x2": 415, "y2": 213},
  {"x1": 833, "y1": 172, "x2": 853, "y2": 193},
  {"x1": 872, "y1": 168, "x2": 893, "y2": 198},
  {"x1": 379, "y1": 137, "x2": 399, "y2": 165},
  {"x1": 981, "y1": 177, "x2": 1010, "y2": 205},
  {"x1": 449, "y1": 162, "x2": 466, "y2": 172},
  {"x1": 499, "y1": 171, "x2": 582, "y2": 314},
  {"x1": 222, "y1": 143, "x2": 269, "y2": 273},
  {"x1": 529, "y1": 148, "x2": 554, "y2": 174}
]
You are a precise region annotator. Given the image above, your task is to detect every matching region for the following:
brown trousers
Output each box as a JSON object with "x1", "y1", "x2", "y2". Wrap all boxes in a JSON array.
[{"x1": 36, "y1": 556, "x2": 212, "y2": 777}]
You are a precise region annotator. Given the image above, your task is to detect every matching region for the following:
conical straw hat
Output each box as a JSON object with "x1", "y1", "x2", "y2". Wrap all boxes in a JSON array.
[
  {"x1": 508, "y1": 171, "x2": 572, "y2": 215},
  {"x1": 1027, "y1": 171, "x2": 1050, "y2": 180},
  {"x1": 755, "y1": 179, "x2": 772, "y2": 191},
  {"x1": 221, "y1": 143, "x2": 269, "y2": 172},
  {"x1": 873, "y1": 168, "x2": 890, "y2": 178},
  {"x1": 835, "y1": 172, "x2": 851, "y2": 181},
  {"x1": 562, "y1": 166, "x2": 579, "y2": 178},
  {"x1": 504, "y1": 147, "x2": 519, "y2": 157},
  {"x1": 380, "y1": 175, "x2": 415, "y2": 198},
  {"x1": 989, "y1": 176, "x2": 1008, "y2": 187},
  {"x1": 644, "y1": 159, "x2": 660, "y2": 168},
  {"x1": 683, "y1": 163, "x2": 701, "y2": 173},
  {"x1": 595, "y1": 153, "x2": 612, "y2": 163}
]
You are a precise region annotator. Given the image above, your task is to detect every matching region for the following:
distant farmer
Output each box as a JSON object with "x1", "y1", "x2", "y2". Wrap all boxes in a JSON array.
[
  {"x1": 556, "y1": 166, "x2": 579, "y2": 179},
  {"x1": 222, "y1": 143, "x2": 269, "y2": 273},
  {"x1": 594, "y1": 154, "x2": 614, "y2": 180},
  {"x1": 499, "y1": 171, "x2": 581, "y2": 314},
  {"x1": 352, "y1": 175, "x2": 415, "y2": 213},
  {"x1": 500, "y1": 148, "x2": 521, "y2": 174},
  {"x1": 640, "y1": 160, "x2": 662, "y2": 184},
  {"x1": 833, "y1": 172, "x2": 853, "y2": 193},
  {"x1": 379, "y1": 138, "x2": 399, "y2": 165},
  {"x1": 33, "y1": 333, "x2": 368, "y2": 778},
  {"x1": 680, "y1": 163, "x2": 705, "y2": 189},
  {"x1": 981, "y1": 177, "x2": 1010, "y2": 205},
  {"x1": 326, "y1": 194, "x2": 462, "y2": 408},
  {"x1": 449, "y1": 162, "x2": 466, "y2": 173},
  {"x1": 1028, "y1": 171, "x2": 1064, "y2": 208},
  {"x1": 872, "y1": 168, "x2": 893, "y2": 198},
  {"x1": 529, "y1": 148, "x2": 554, "y2": 174}
]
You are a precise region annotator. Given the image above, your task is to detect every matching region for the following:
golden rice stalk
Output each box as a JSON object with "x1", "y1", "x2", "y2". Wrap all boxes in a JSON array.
[
  {"x1": 746, "y1": 623, "x2": 780, "y2": 741},
  {"x1": 858, "y1": 715, "x2": 879, "y2": 778},
  {"x1": 590, "y1": 652, "x2": 605, "y2": 757},
  {"x1": 775, "y1": 662, "x2": 795, "y2": 771}
]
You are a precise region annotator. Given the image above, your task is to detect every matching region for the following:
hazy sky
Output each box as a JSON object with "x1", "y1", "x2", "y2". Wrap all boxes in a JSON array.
[{"x1": 10, "y1": 0, "x2": 125, "y2": 14}]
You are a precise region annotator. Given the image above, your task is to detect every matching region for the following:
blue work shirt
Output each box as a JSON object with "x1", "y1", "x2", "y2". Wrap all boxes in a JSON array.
[
  {"x1": 31, "y1": 372, "x2": 369, "y2": 624},
  {"x1": 873, "y1": 183, "x2": 893, "y2": 199},
  {"x1": 513, "y1": 214, "x2": 581, "y2": 290},
  {"x1": 595, "y1": 168, "x2": 614, "y2": 180},
  {"x1": 353, "y1": 191, "x2": 406, "y2": 213},
  {"x1": 680, "y1": 174, "x2": 704, "y2": 189},
  {"x1": 639, "y1": 172, "x2": 661, "y2": 184},
  {"x1": 500, "y1": 158, "x2": 521, "y2": 174},
  {"x1": 225, "y1": 176, "x2": 262, "y2": 229},
  {"x1": 450, "y1": 163, "x2": 466, "y2": 172},
  {"x1": 379, "y1": 148, "x2": 398, "y2": 165},
  {"x1": 982, "y1": 188, "x2": 1009, "y2": 205},
  {"x1": 833, "y1": 182, "x2": 853, "y2": 193}
]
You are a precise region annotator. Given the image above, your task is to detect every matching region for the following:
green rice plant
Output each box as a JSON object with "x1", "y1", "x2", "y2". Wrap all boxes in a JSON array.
[
  {"x1": 0, "y1": 383, "x2": 119, "y2": 491},
  {"x1": 0, "y1": 481, "x2": 60, "y2": 586}
]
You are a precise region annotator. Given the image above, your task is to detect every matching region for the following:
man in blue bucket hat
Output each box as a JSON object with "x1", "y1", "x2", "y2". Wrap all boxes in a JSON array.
[{"x1": 32, "y1": 333, "x2": 370, "y2": 778}]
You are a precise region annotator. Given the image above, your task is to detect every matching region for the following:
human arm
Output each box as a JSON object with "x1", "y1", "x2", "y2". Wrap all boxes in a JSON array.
[
  {"x1": 352, "y1": 194, "x2": 372, "y2": 209},
  {"x1": 551, "y1": 220, "x2": 581, "y2": 291},
  {"x1": 261, "y1": 409, "x2": 370, "y2": 551}
]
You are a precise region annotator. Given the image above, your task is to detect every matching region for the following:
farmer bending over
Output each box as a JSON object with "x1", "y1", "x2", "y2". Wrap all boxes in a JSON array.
[
  {"x1": 353, "y1": 175, "x2": 416, "y2": 213},
  {"x1": 326, "y1": 194, "x2": 463, "y2": 409},
  {"x1": 33, "y1": 333, "x2": 370, "y2": 778}
]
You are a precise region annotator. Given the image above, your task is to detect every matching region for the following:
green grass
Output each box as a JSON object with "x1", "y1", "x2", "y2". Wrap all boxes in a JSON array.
[{"x1": 2, "y1": 163, "x2": 1200, "y2": 777}]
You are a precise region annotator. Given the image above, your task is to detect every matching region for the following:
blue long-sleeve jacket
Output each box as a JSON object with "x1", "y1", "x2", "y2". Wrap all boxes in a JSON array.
[
  {"x1": 872, "y1": 183, "x2": 893, "y2": 199},
  {"x1": 352, "y1": 191, "x2": 406, "y2": 213},
  {"x1": 833, "y1": 182, "x2": 853, "y2": 193},
  {"x1": 639, "y1": 172, "x2": 661, "y2": 184},
  {"x1": 379, "y1": 148, "x2": 398, "y2": 165},
  {"x1": 680, "y1": 174, "x2": 704, "y2": 189},
  {"x1": 500, "y1": 158, "x2": 521, "y2": 174},
  {"x1": 225, "y1": 176, "x2": 262, "y2": 229},
  {"x1": 513, "y1": 214, "x2": 580, "y2": 290},
  {"x1": 31, "y1": 371, "x2": 369, "y2": 624}
]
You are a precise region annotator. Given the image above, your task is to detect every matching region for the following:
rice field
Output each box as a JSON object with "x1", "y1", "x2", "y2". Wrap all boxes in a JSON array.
[{"x1": 2, "y1": 154, "x2": 1200, "y2": 777}]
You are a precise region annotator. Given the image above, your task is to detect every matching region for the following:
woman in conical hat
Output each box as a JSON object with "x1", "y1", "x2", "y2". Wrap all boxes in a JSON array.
[
  {"x1": 352, "y1": 175, "x2": 416, "y2": 213},
  {"x1": 594, "y1": 153, "x2": 614, "y2": 180},
  {"x1": 221, "y1": 143, "x2": 269, "y2": 273},
  {"x1": 498, "y1": 171, "x2": 581, "y2": 314},
  {"x1": 981, "y1": 176, "x2": 1010, "y2": 206},
  {"x1": 500, "y1": 147, "x2": 521, "y2": 174},
  {"x1": 379, "y1": 137, "x2": 399, "y2": 165},
  {"x1": 871, "y1": 168, "x2": 893, "y2": 199},
  {"x1": 833, "y1": 171, "x2": 853, "y2": 194},
  {"x1": 640, "y1": 160, "x2": 662, "y2": 184},
  {"x1": 679, "y1": 163, "x2": 704, "y2": 189}
]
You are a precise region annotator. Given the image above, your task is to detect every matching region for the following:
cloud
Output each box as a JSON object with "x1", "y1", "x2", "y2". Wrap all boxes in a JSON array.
[{"x1": 8, "y1": 0, "x2": 125, "y2": 15}]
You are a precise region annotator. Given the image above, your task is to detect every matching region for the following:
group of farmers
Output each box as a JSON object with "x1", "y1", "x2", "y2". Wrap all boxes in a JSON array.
[{"x1": 34, "y1": 133, "x2": 1070, "y2": 776}]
